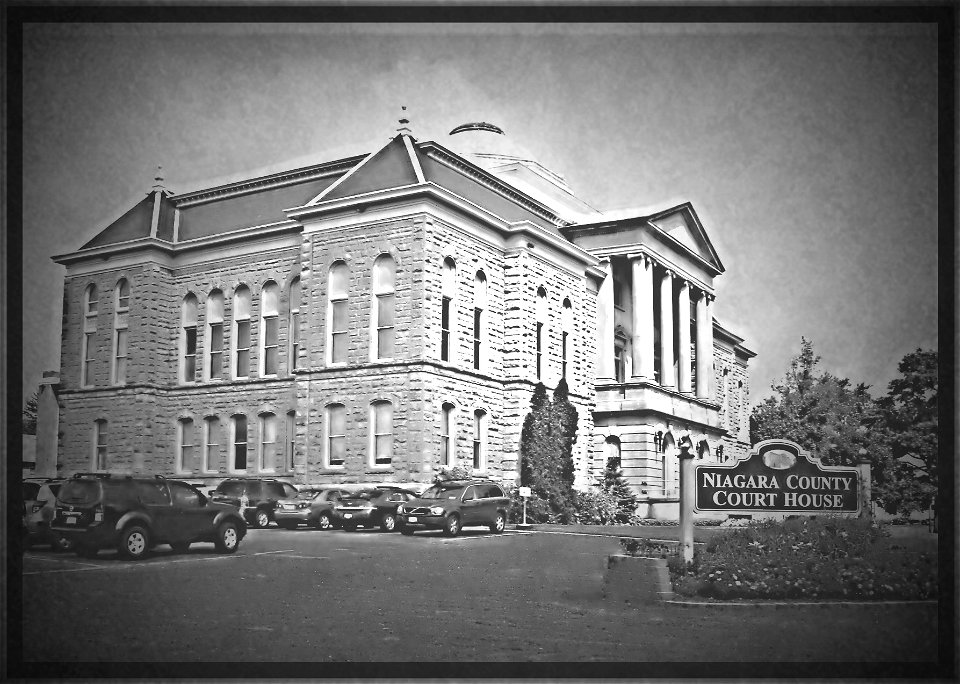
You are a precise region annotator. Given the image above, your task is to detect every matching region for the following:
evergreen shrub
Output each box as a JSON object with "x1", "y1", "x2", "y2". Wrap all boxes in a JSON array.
[{"x1": 667, "y1": 516, "x2": 937, "y2": 600}]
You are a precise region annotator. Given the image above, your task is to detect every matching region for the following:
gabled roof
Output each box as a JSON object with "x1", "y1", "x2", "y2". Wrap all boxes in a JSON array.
[
  {"x1": 80, "y1": 189, "x2": 176, "y2": 249},
  {"x1": 645, "y1": 203, "x2": 725, "y2": 273}
]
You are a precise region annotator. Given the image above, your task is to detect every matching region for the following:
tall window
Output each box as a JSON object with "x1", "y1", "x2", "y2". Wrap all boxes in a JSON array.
[
  {"x1": 260, "y1": 281, "x2": 279, "y2": 376},
  {"x1": 561, "y1": 298, "x2": 573, "y2": 380},
  {"x1": 473, "y1": 271, "x2": 486, "y2": 370},
  {"x1": 535, "y1": 286, "x2": 547, "y2": 380},
  {"x1": 206, "y1": 290, "x2": 224, "y2": 380},
  {"x1": 614, "y1": 334, "x2": 626, "y2": 383},
  {"x1": 440, "y1": 257, "x2": 456, "y2": 362},
  {"x1": 689, "y1": 297, "x2": 698, "y2": 390},
  {"x1": 93, "y1": 419, "x2": 107, "y2": 469},
  {"x1": 473, "y1": 409, "x2": 487, "y2": 471},
  {"x1": 605, "y1": 435, "x2": 622, "y2": 472},
  {"x1": 231, "y1": 414, "x2": 247, "y2": 472},
  {"x1": 288, "y1": 277, "x2": 301, "y2": 372},
  {"x1": 177, "y1": 417, "x2": 194, "y2": 473},
  {"x1": 328, "y1": 262, "x2": 349, "y2": 364},
  {"x1": 259, "y1": 412, "x2": 277, "y2": 472},
  {"x1": 372, "y1": 255, "x2": 396, "y2": 360},
  {"x1": 181, "y1": 294, "x2": 198, "y2": 383},
  {"x1": 203, "y1": 416, "x2": 219, "y2": 473},
  {"x1": 82, "y1": 284, "x2": 98, "y2": 387},
  {"x1": 233, "y1": 285, "x2": 251, "y2": 378},
  {"x1": 441, "y1": 402, "x2": 455, "y2": 466},
  {"x1": 112, "y1": 279, "x2": 129, "y2": 385},
  {"x1": 285, "y1": 410, "x2": 296, "y2": 472},
  {"x1": 326, "y1": 404, "x2": 345, "y2": 467},
  {"x1": 371, "y1": 401, "x2": 393, "y2": 467}
]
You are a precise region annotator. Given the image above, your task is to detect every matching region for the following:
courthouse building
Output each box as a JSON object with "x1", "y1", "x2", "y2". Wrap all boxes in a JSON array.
[{"x1": 45, "y1": 118, "x2": 754, "y2": 518}]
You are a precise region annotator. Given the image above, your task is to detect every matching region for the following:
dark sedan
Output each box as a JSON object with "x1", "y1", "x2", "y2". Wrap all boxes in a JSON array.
[
  {"x1": 274, "y1": 487, "x2": 347, "y2": 530},
  {"x1": 332, "y1": 486, "x2": 416, "y2": 532}
]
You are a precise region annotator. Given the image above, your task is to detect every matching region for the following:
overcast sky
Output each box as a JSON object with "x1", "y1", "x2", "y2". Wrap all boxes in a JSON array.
[{"x1": 20, "y1": 21, "x2": 939, "y2": 407}]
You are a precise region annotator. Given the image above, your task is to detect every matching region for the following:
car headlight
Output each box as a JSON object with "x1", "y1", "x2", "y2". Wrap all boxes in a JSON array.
[{"x1": 429, "y1": 506, "x2": 445, "y2": 516}]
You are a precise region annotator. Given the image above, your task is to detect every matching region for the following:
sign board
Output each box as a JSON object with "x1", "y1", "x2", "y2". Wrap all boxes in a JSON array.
[
  {"x1": 518, "y1": 487, "x2": 531, "y2": 498},
  {"x1": 695, "y1": 439, "x2": 860, "y2": 514}
]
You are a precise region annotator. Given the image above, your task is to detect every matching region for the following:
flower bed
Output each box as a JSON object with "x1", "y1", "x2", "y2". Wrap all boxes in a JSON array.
[{"x1": 666, "y1": 517, "x2": 937, "y2": 600}]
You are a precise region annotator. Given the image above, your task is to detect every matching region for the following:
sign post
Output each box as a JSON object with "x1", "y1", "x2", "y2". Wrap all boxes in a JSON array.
[
  {"x1": 518, "y1": 486, "x2": 531, "y2": 528},
  {"x1": 678, "y1": 435, "x2": 695, "y2": 566}
]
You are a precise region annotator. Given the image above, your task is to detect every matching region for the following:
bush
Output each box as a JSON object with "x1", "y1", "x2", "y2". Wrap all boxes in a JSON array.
[
  {"x1": 572, "y1": 488, "x2": 621, "y2": 525},
  {"x1": 509, "y1": 489, "x2": 575, "y2": 524},
  {"x1": 668, "y1": 516, "x2": 938, "y2": 600}
]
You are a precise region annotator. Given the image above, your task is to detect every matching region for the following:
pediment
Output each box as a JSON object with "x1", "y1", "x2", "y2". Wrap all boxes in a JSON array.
[{"x1": 647, "y1": 204, "x2": 723, "y2": 272}]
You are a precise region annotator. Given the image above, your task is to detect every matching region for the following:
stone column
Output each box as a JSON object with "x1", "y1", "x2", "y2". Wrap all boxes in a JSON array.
[
  {"x1": 677, "y1": 280, "x2": 691, "y2": 393},
  {"x1": 659, "y1": 269, "x2": 675, "y2": 389},
  {"x1": 596, "y1": 259, "x2": 615, "y2": 381},
  {"x1": 630, "y1": 255, "x2": 655, "y2": 380},
  {"x1": 696, "y1": 291, "x2": 713, "y2": 398}
]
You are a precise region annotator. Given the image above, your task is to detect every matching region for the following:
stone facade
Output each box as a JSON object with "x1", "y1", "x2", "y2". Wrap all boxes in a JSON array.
[{"x1": 46, "y1": 125, "x2": 753, "y2": 514}]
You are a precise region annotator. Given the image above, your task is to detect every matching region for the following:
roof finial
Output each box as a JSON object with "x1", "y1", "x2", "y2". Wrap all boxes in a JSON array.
[
  {"x1": 152, "y1": 164, "x2": 165, "y2": 191},
  {"x1": 397, "y1": 105, "x2": 411, "y2": 135}
]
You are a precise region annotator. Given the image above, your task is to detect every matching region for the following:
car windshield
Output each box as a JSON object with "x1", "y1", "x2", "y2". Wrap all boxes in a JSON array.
[
  {"x1": 344, "y1": 490, "x2": 375, "y2": 500},
  {"x1": 419, "y1": 485, "x2": 464, "y2": 500},
  {"x1": 58, "y1": 480, "x2": 100, "y2": 504},
  {"x1": 296, "y1": 490, "x2": 321, "y2": 500},
  {"x1": 217, "y1": 481, "x2": 245, "y2": 496}
]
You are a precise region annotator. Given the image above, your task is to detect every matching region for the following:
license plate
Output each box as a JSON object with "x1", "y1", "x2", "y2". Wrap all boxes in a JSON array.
[
  {"x1": 283, "y1": 504, "x2": 294, "y2": 510},
  {"x1": 343, "y1": 513, "x2": 352, "y2": 519},
  {"x1": 65, "y1": 517, "x2": 77, "y2": 525},
  {"x1": 407, "y1": 516, "x2": 418, "y2": 523}
]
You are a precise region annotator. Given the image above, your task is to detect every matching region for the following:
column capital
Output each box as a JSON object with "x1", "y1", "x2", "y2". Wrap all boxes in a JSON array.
[{"x1": 663, "y1": 268, "x2": 674, "y2": 279}]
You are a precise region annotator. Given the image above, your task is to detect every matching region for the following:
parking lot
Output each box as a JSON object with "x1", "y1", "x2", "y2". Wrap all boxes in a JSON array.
[{"x1": 17, "y1": 524, "x2": 940, "y2": 674}]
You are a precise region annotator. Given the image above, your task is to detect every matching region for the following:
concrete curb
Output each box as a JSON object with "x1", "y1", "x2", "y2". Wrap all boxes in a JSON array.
[{"x1": 664, "y1": 598, "x2": 939, "y2": 609}]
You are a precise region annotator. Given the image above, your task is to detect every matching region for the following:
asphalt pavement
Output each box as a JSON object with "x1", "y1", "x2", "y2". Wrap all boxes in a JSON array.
[{"x1": 15, "y1": 523, "x2": 941, "y2": 677}]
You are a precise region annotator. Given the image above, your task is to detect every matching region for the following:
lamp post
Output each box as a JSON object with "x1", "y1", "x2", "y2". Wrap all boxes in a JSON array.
[{"x1": 678, "y1": 434, "x2": 695, "y2": 565}]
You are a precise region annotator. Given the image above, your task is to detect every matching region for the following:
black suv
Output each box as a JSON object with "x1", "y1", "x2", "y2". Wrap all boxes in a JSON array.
[
  {"x1": 51, "y1": 473, "x2": 247, "y2": 560},
  {"x1": 209, "y1": 478, "x2": 298, "y2": 528},
  {"x1": 397, "y1": 480, "x2": 509, "y2": 536}
]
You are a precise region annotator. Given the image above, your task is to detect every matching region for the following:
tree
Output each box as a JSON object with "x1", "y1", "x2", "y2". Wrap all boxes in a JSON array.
[
  {"x1": 750, "y1": 338, "x2": 887, "y2": 468},
  {"x1": 23, "y1": 389, "x2": 40, "y2": 435},
  {"x1": 600, "y1": 458, "x2": 639, "y2": 524},
  {"x1": 873, "y1": 349, "x2": 938, "y2": 516},
  {"x1": 519, "y1": 382, "x2": 576, "y2": 522},
  {"x1": 553, "y1": 377, "x2": 579, "y2": 489}
]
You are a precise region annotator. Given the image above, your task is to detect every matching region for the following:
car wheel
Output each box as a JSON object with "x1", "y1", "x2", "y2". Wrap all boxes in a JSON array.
[
  {"x1": 380, "y1": 513, "x2": 397, "y2": 532},
  {"x1": 215, "y1": 521, "x2": 240, "y2": 553},
  {"x1": 50, "y1": 533, "x2": 74, "y2": 553},
  {"x1": 400, "y1": 525, "x2": 415, "y2": 536},
  {"x1": 316, "y1": 513, "x2": 333, "y2": 530},
  {"x1": 254, "y1": 509, "x2": 271, "y2": 529},
  {"x1": 170, "y1": 541, "x2": 191, "y2": 553},
  {"x1": 118, "y1": 525, "x2": 150, "y2": 560},
  {"x1": 489, "y1": 511, "x2": 506, "y2": 534},
  {"x1": 443, "y1": 514, "x2": 461, "y2": 537}
]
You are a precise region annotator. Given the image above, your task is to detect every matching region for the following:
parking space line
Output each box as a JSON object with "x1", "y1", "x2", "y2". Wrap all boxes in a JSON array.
[
  {"x1": 22, "y1": 554, "x2": 103, "y2": 568},
  {"x1": 23, "y1": 549, "x2": 297, "y2": 576},
  {"x1": 275, "y1": 555, "x2": 330, "y2": 560}
]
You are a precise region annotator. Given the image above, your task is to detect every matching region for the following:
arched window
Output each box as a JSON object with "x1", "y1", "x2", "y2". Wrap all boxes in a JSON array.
[
  {"x1": 614, "y1": 332, "x2": 627, "y2": 384},
  {"x1": 206, "y1": 290, "x2": 224, "y2": 381},
  {"x1": 473, "y1": 409, "x2": 488, "y2": 471},
  {"x1": 203, "y1": 416, "x2": 220, "y2": 473},
  {"x1": 231, "y1": 414, "x2": 247, "y2": 472},
  {"x1": 441, "y1": 402, "x2": 455, "y2": 466},
  {"x1": 260, "y1": 281, "x2": 280, "y2": 377},
  {"x1": 81, "y1": 284, "x2": 98, "y2": 387},
  {"x1": 285, "y1": 410, "x2": 296, "y2": 472},
  {"x1": 233, "y1": 286, "x2": 251, "y2": 378},
  {"x1": 473, "y1": 271, "x2": 486, "y2": 371},
  {"x1": 93, "y1": 419, "x2": 108, "y2": 470},
  {"x1": 177, "y1": 417, "x2": 194, "y2": 473},
  {"x1": 328, "y1": 262, "x2": 349, "y2": 364},
  {"x1": 288, "y1": 277, "x2": 301, "y2": 372},
  {"x1": 181, "y1": 294, "x2": 199, "y2": 383},
  {"x1": 662, "y1": 434, "x2": 678, "y2": 497},
  {"x1": 325, "y1": 404, "x2": 346, "y2": 468},
  {"x1": 441, "y1": 257, "x2": 456, "y2": 363},
  {"x1": 535, "y1": 286, "x2": 547, "y2": 380},
  {"x1": 259, "y1": 412, "x2": 278, "y2": 472},
  {"x1": 561, "y1": 298, "x2": 573, "y2": 380},
  {"x1": 372, "y1": 255, "x2": 396, "y2": 360},
  {"x1": 112, "y1": 279, "x2": 129, "y2": 385},
  {"x1": 371, "y1": 401, "x2": 393, "y2": 467}
]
